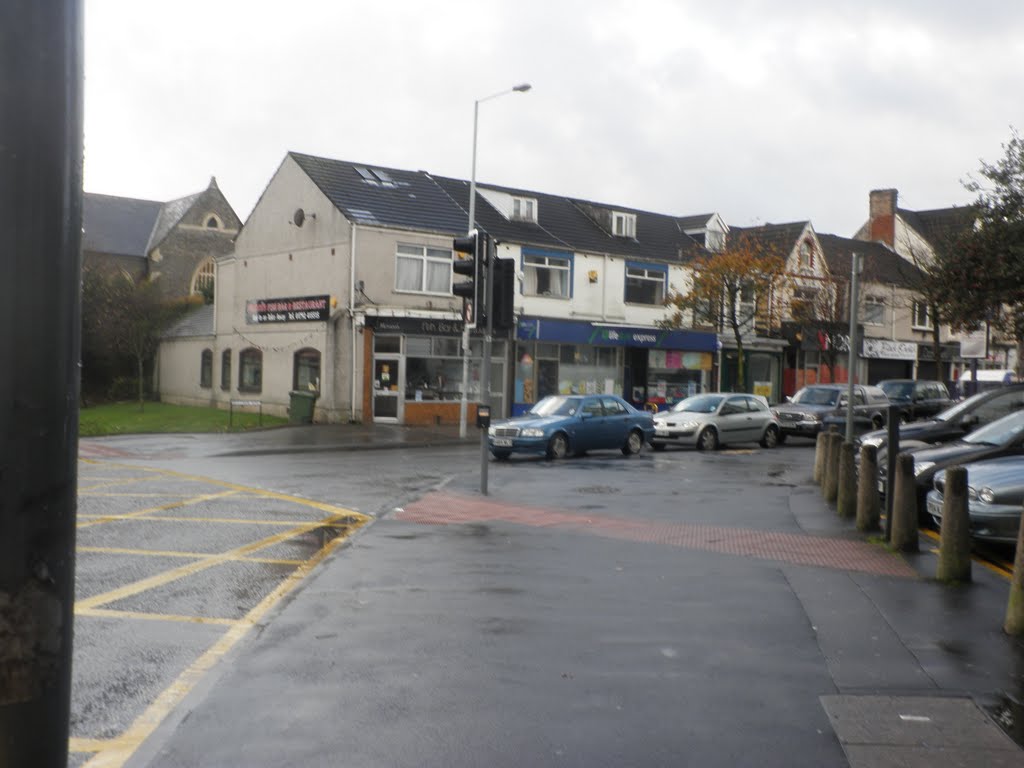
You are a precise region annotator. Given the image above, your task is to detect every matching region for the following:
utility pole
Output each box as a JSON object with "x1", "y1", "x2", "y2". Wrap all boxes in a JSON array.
[
  {"x1": 1, "y1": 2, "x2": 83, "y2": 766},
  {"x1": 845, "y1": 253, "x2": 862, "y2": 443}
]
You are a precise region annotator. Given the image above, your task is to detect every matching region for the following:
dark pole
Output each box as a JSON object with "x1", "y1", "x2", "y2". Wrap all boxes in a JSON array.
[
  {"x1": 885, "y1": 404, "x2": 900, "y2": 540},
  {"x1": 0, "y1": 2, "x2": 83, "y2": 766}
]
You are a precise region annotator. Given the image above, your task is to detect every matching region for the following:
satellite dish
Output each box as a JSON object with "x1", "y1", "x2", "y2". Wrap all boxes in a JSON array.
[{"x1": 293, "y1": 208, "x2": 306, "y2": 227}]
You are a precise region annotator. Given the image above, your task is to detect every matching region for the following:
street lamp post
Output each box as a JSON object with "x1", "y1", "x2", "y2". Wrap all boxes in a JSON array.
[{"x1": 459, "y1": 83, "x2": 531, "y2": 441}]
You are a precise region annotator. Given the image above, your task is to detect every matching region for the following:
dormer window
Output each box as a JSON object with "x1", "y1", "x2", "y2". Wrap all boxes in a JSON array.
[
  {"x1": 613, "y1": 211, "x2": 636, "y2": 238},
  {"x1": 512, "y1": 196, "x2": 537, "y2": 223}
]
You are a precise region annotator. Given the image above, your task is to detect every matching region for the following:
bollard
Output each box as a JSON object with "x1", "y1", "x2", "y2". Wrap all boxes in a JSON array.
[
  {"x1": 856, "y1": 444, "x2": 881, "y2": 533},
  {"x1": 837, "y1": 442, "x2": 857, "y2": 519},
  {"x1": 813, "y1": 431, "x2": 828, "y2": 485},
  {"x1": 1005, "y1": 508, "x2": 1024, "y2": 635},
  {"x1": 889, "y1": 452, "x2": 919, "y2": 552},
  {"x1": 819, "y1": 430, "x2": 833, "y2": 493},
  {"x1": 936, "y1": 466, "x2": 972, "y2": 583},
  {"x1": 824, "y1": 433, "x2": 842, "y2": 503}
]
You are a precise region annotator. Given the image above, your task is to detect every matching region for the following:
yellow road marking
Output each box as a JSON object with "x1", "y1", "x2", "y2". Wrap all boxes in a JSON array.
[
  {"x1": 81, "y1": 520, "x2": 356, "y2": 768},
  {"x1": 77, "y1": 477, "x2": 156, "y2": 493},
  {"x1": 78, "y1": 546, "x2": 303, "y2": 566},
  {"x1": 79, "y1": 513, "x2": 344, "y2": 528},
  {"x1": 76, "y1": 607, "x2": 244, "y2": 627},
  {"x1": 77, "y1": 490, "x2": 242, "y2": 528},
  {"x1": 920, "y1": 528, "x2": 1013, "y2": 579},
  {"x1": 69, "y1": 737, "x2": 110, "y2": 754}
]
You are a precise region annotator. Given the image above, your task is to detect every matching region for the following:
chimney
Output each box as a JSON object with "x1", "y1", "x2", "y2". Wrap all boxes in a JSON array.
[{"x1": 868, "y1": 189, "x2": 897, "y2": 245}]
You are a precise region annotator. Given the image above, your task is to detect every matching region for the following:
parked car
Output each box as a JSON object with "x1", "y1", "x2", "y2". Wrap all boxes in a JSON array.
[
  {"x1": 877, "y1": 408, "x2": 1024, "y2": 518},
  {"x1": 487, "y1": 394, "x2": 655, "y2": 460},
  {"x1": 650, "y1": 393, "x2": 780, "y2": 451},
  {"x1": 877, "y1": 379, "x2": 952, "y2": 423},
  {"x1": 926, "y1": 456, "x2": 1024, "y2": 545},
  {"x1": 858, "y1": 384, "x2": 1024, "y2": 452},
  {"x1": 772, "y1": 384, "x2": 889, "y2": 442}
]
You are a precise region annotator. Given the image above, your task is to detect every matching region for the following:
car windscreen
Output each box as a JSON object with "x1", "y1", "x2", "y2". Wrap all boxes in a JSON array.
[
  {"x1": 528, "y1": 396, "x2": 581, "y2": 417},
  {"x1": 880, "y1": 382, "x2": 913, "y2": 399},
  {"x1": 962, "y1": 409, "x2": 1024, "y2": 446},
  {"x1": 792, "y1": 388, "x2": 839, "y2": 406},
  {"x1": 933, "y1": 390, "x2": 990, "y2": 422},
  {"x1": 670, "y1": 395, "x2": 725, "y2": 414}
]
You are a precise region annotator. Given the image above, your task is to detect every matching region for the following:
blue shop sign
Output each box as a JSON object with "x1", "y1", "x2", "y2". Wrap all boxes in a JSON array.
[{"x1": 517, "y1": 318, "x2": 717, "y2": 352}]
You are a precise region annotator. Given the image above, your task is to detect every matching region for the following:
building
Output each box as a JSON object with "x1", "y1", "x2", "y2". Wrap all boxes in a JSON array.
[{"x1": 157, "y1": 153, "x2": 721, "y2": 423}]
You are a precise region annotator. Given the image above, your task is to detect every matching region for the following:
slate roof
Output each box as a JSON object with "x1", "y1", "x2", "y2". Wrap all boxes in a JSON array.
[
  {"x1": 163, "y1": 303, "x2": 214, "y2": 338},
  {"x1": 147, "y1": 192, "x2": 203, "y2": 252},
  {"x1": 728, "y1": 222, "x2": 810, "y2": 256},
  {"x1": 898, "y1": 205, "x2": 976, "y2": 254},
  {"x1": 82, "y1": 193, "x2": 164, "y2": 258},
  {"x1": 817, "y1": 234, "x2": 924, "y2": 289}
]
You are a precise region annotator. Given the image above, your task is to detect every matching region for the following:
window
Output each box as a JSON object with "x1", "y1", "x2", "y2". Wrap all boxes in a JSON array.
[
  {"x1": 395, "y1": 243, "x2": 452, "y2": 294},
  {"x1": 200, "y1": 349, "x2": 212, "y2": 388},
  {"x1": 203, "y1": 213, "x2": 223, "y2": 229},
  {"x1": 912, "y1": 301, "x2": 933, "y2": 330},
  {"x1": 221, "y1": 349, "x2": 231, "y2": 390},
  {"x1": 790, "y1": 287, "x2": 818, "y2": 320},
  {"x1": 294, "y1": 348, "x2": 321, "y2": 392},
  {"x1": 612, "y1": 211, "x2": 636, "y2": 238},
  {"x1": 239, "y1": 348, "x2": 262, "y2": 392},
  {"x1": 191, "y1": 258, "x2": 215, "y2": 300},
  {"x1": 798, "y1": 240, "x2": 813, "y2": 268},
  {"x1": 624, "y1": 263, "x2": 666, "y2": 305},
  {"x1": 863, "y1": 296, "x2": 885, "y2": 325},
  {"x1": 512, "y1": 197, "x2": 537, "y2": 222},
  {"x1": 523, "y1": 251, "x2": 571, "y2": 298}
]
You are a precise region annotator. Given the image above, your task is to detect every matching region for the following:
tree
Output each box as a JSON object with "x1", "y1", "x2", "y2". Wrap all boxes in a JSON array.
[
  {"x1": 787, "y1": 274, "x2": 848, "y2": 383},
  {"x1": 662, "y1": 232, "x2": 790, "y2": 390},
  {"x1": 940, "y1": 127, "x2": 1024, "y2": 371}
]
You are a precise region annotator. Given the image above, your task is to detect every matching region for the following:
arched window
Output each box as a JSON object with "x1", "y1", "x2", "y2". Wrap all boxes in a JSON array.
[
  {"x1": 293, "y1": 348, "x2": 321, "y2": 392},
  {"x1": 204, "y1": 213, "x2": 223, "y2": 229},
  {"x1": 220, "y1": 349, "x2": 232, "y2": 390},
  {"x1": 191, "y1": 258, "x2": 215, "y2": 301},
  {"x1": 200, "y1": 349, "x2": 213, "y2": 388},
  {"x1": 239, "y1": 348, "x2": 262, "y2": 393}
]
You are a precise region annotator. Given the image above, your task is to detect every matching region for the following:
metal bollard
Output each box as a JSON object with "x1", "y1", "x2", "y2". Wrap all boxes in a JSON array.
[
  {"x1": 813, "y1": 431, "x2": 828, "y2": 485},
  {"x1": 837, "y1": 442, "x2": 857, "y2": 519},
  {"x1": 936, "y1": 466, "x2": 972, "y2": 583},
  {"x1": 856, "y1": 444, "x2": 881, "y2": 533},
  {"x1": 824, "y1": 433, "x2": 842, "y2": 503},
  {"x1": 889, "y1": 452, "x2": 919, "y2": 552},
  {"x1": 1004, "y1": 506, "x2": 1024, "y2": 635}
]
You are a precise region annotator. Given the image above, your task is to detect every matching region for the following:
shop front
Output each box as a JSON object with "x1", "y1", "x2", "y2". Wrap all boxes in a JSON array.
[
  {"x1": 364, "y1": 315, "x2": 506, "y2": 425},
  {"x1": 512, "y1": 318, "x2": 718, "y2": 416},
  {"x1": 862, "y1": 338, "x2": 916, "y2": 384}
]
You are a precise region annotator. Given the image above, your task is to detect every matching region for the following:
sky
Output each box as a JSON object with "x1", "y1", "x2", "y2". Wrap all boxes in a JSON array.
[{"x1": 84, "y1": 0, "x2": 1024, "y2": 238}]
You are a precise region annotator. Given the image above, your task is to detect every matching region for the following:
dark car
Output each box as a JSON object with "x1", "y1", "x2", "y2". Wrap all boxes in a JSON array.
[
  {"x1": 772, "y1": 384, "x2": 889, "y2": 442},
  {"x1": 877, "y1": 408, "x2": 1024, "y2": 518},
  {"x1": 487, "y1": 394, "x2": 655, "y2": 460},
  {"x1": 877, "y1": 379, "x2": 952, "y2": 423},
  {"x1": 858, "y1": 384, "x2": 1024, "y2": 453},
  {"x1": 926, "y1": 456, "x2": 1024, "y2": 544}
]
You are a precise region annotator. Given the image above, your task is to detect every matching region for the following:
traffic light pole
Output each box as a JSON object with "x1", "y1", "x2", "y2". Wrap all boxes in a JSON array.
[
  {"x1": 480, "y1": 239, "x2": 494, "y2": 495},
  {"x1": 1, "y1": 2, "x2": 83, "y2": 766}
]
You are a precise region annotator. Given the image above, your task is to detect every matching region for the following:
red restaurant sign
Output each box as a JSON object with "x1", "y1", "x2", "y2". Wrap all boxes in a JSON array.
[{"x1": 245, "y1": 295, "x2": 330, "y2": 324}]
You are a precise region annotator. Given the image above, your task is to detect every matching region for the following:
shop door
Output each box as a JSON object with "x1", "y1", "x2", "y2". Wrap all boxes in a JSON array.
[{"x1": 373, "y1": 357, "x2": 402, "y2": 422}]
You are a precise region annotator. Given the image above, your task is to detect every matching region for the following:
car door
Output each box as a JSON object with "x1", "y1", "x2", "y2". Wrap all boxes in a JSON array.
[
  {"x1": 716, "y1": 395, "x2": 751, "y2": 444},
  {"x1": 601, "y1": 396, "x2": 632, "y2": 447},
  {"x1": 575, "y1": 396, "x2": 608, "y2": 450},
  {"x1": 741, "y1": 396, "x2": 772, "y2": 441}
]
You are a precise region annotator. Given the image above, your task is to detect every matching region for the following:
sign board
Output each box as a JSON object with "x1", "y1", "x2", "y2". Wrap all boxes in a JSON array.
[
  {"x1": 861, "y1": 339, "x2": 917, "y2": 360},
  {"x1": 960, "y1": 329, "x2": 987, "y2": 359},
  {"x1": 246, "y1": 295, "x2": 330, "y2": 324}
]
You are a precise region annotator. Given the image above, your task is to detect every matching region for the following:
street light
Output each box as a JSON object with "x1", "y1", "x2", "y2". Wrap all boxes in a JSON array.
[{"x1": 459, "y1": 83, "x2": 532, "y2": 444}]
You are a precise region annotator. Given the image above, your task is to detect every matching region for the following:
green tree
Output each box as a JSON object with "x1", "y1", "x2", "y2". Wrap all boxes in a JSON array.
[{"x1": 662, "y1": 233, "x2": 790, "y2": 390}]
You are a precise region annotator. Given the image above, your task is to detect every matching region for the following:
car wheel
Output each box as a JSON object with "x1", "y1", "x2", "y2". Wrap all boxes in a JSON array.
[
  {"x1": 651, "y1": 441, "x2": 666, "y2": 452},
  {"x1": 546, "y1": 433, "x2": 569, "y2": 460},
  {"x1": 697, "y1": 427, "x2": 719, "y2": 451},
  {"x1": 622, "y1": 429, "x2": 644, "y2": 455},
  {"x1": 760, "y1": 425, "x2": 779, "y2": 449},
  {"x1": 491, "y1": 450, "x2": 511, "y2": 461}
]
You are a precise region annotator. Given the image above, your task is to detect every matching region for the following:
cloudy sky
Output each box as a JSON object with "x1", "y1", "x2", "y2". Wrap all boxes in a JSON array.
[{"x1": 84, "y1": 0, "x2": 1023, "y2": 237}]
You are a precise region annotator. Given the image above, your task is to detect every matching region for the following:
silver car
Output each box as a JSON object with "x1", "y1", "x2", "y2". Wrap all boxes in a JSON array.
[{"x1": 650, "y1": 393, "x2": 781, "y2": 451}]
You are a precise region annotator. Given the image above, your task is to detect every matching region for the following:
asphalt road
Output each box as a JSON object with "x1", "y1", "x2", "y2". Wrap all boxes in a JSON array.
[{"x1": 69, "y1": 436, "x2": 1024, "y2": 767}]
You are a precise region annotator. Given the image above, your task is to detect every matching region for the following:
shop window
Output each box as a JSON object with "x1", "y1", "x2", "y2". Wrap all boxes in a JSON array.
[
  {"x1": 624, "y1": 263, "x2": 666, "y2": 305},
  {"x1": 374, "y1": 335, "x2": 401, "y2": 353},
  {"x1": 239, "y1": 348, "x2": 262, "y2": 393},
  {"x1": 395, "y1": 243, "x2": 452, "y2": 295},
  {"x1": 294, "y1": 348, "x2": 320, "y2": 392},
  {"x1": 220, "y1": 349, "x2": 232, "y2": 391},
  {"x1": 199, "y1": 349, "x2": 213, "y2": 389},
  {"x1": 523, "y1": 250, "x2": 571, "y2": 298}
]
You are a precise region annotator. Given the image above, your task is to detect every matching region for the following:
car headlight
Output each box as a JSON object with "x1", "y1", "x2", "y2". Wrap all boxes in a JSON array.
[
  {"x1": 860, "y1": 436, "x2": 884, "y2": 448},
  {"x1": 913, "y1": 461, "x2": 936, "y2": 477},
  {"x1": 488, "y1": 426, "x2": 497, "y2": 436},
  {"x1": 679, "y1": 421, "x2": 700, "y2": 431},
  {"x1": 520, "y1": 428, "x2": 545, "y2": 438},
  {"x1": 979, "y1": 487, "x2": 996, "y2": 504},
  {"x1": 805, "y1": 412, "x2": 822, "y2": 421}
]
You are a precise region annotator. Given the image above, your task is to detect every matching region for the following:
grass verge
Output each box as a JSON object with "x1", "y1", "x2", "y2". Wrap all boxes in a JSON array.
[{"x1": 79, "y1": 402, "x2": 288, "y2": 436}]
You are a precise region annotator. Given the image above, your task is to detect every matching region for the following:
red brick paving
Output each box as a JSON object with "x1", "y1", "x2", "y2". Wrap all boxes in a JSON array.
[{"x1": 398, "y1": 491, "x2": 917, "y2": 579}]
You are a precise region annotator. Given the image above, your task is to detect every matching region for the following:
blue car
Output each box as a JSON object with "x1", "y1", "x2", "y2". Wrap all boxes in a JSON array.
[{"x1": 488, "y1": 394, "x2": 655, "y2": 460}]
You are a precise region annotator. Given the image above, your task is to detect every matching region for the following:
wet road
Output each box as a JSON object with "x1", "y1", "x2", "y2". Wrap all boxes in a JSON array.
[{"x1": 70, "y1": 436, "x2": 1024, "y2": 767}]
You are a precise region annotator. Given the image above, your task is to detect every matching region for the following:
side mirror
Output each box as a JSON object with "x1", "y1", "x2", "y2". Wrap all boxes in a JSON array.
[{"x1": 581, "y1": 412, "x2": 594, "y2": 421}]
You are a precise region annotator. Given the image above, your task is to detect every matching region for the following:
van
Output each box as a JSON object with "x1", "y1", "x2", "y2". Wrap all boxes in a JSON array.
[{"x1": 958, "y1": 369, "x2": 1018, "y2": 396}]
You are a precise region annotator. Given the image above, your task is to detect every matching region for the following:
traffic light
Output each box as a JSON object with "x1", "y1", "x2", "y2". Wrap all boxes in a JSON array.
[
  {"x1": 452, "y1": 229, "x2": 488, "y2": 329},
  {"x1": 490, "y1": 256, "x2": 516, "y2": 332}
]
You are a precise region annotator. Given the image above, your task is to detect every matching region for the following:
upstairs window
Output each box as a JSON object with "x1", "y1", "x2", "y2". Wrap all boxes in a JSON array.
[
  {"x1": 912, "y1": 301, "x2": 933, "y2": 330},
  {"x1": 523, "y1": 251, "x2": 571, "y2": 298},
  {"x1": 612, "y1": 211, "x2": 636, "y2": 238},
  {"x1": 790, "y1": 287, "x2": 819, "y2": 320},
  {"x1": 863, "y1": 296, "x2": 885, "y2": 325},
  {"x1": 395, "y1": 243, "x2": 452, "y2": 295},
  {"x1": 798, "y1": 240, "x2": 814, "y2": 268},
  {"x1": 191, "y1": 258, "x2": 215, "y2": 301},
  {"x1": 512, "y1": 197, "x2": 537, "y2": 222},
  {"x1": 624, "y1": 263, "x2": 666, "y2": 305}
]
